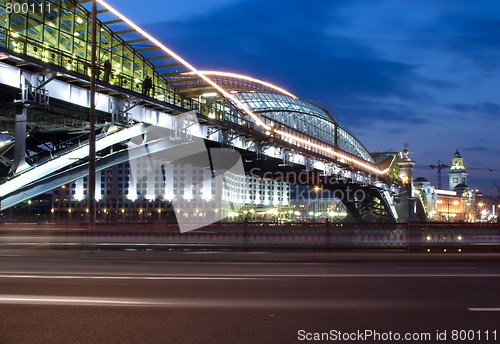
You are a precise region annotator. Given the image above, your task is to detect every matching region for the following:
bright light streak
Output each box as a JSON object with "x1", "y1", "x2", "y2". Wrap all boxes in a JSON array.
[
  {"x1": 95, "y1": 0, "x2": 386, "y2": 175},
  {"x1": 201, "y1": 92, "x2": 218, "y2": 98},
  {"x1": 186, "y1": 70, "x2": 298, "y2": 99},
  {"x1": 275, "y1": 128, "x2": 390, "y2": 174}
]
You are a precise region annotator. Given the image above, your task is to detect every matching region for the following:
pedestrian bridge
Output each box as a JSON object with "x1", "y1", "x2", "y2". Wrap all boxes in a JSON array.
[{"x1": 0, "y1": 0, "x2": 413, "y2": 223}]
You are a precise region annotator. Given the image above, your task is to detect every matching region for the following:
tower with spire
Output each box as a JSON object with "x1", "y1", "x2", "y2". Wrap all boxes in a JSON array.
[{"x1": 448, "y1": 149, "x2": 467, "y2": 192}]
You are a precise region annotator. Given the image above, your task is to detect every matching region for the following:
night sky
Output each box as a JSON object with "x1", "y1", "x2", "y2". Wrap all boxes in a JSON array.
[{"x1": 104, "y1": 0, "x2": 500, "y2": 195}]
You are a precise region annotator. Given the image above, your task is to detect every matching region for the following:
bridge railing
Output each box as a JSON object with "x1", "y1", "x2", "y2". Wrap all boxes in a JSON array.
[
  {"x1": 0, "y1": 27, "x2": 200, "y2": 113},
  {"x1": 1, "y1": 222, "x2": 498, "y2": 251},
  {"x1": 409, "y1": 223, "x2": 500, "y2": 253}
]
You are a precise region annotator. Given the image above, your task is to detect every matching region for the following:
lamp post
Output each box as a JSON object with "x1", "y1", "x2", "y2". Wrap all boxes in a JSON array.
[
  {"x1": 314, "y1": 185, "x2": 321, "y2": 221},
  {"x1": 88, "y1": 0, "x2": 97, "y2": 231},
  {"x1": 477, "y1": 202, "x2": 484, "y2": 221}
]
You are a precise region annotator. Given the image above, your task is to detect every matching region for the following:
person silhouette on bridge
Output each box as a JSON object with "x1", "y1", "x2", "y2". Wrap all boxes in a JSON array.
[
  {"x1": 103, "y1": 59, "x2": 112, "y2": 82},
  {"x1": 143, "y1": 75, "x2": 152, "y2": 96}
]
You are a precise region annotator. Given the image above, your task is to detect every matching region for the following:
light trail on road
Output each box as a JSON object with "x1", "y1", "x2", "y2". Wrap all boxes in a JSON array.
[{"x1": 1, "y1": 272, "x2": 500, "y2": 280}]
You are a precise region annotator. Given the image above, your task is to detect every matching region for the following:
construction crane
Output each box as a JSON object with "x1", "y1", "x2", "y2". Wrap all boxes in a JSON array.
[
  {"x1": 429, "y1": 160, "x2": 450, "y2": 190},
  {"x1": 429, "y1": 161, "x2": 498, "y2": 190}
]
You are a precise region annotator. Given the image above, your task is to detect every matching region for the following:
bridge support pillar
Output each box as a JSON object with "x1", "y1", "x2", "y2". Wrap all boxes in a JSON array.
[
  {"x1": 11, "y1": 105, "x2": 30, "y2": 174},
  {"x1": 394, "y1": 145, "x2": 417, "y2": 223}
]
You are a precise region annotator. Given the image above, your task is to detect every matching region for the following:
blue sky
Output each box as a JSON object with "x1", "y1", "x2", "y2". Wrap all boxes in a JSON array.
[{"x1": 104, "y1": 0, "x2": 500, "y2": 195}]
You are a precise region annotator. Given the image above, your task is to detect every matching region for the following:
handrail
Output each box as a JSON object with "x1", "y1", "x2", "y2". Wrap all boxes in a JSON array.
[{"x1": 0, "y1": 27, "x2": 199, "y2": 112}]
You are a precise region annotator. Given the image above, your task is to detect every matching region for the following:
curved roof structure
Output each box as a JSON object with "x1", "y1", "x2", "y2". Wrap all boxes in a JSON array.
[
  {"x1": 170, "y1": 70, "x2": 373, "y2": 162},
  {"x1": 174, "y1": 71, "x2": 298, "y2": 99},
  {"x1": 233, "y1": 91, "x2": 373, "y2": 163},
  {"x1": 0, "y1": 0, "x2": 384, "y2": 173}
]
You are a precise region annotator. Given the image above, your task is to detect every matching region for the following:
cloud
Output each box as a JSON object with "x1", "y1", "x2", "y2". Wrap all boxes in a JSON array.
[
  {"x1": 145, "y1": 0, "x2": 452, "y2": 124},
  {"x1": 408, "y1": 3, "x2": 500, "y2": 69},
  {"x1": 461, "y1": 146, "x2": 489, "y2": 152},
  {"x1": 445, "y1": 102, "x2": 500, "y2": 118}
]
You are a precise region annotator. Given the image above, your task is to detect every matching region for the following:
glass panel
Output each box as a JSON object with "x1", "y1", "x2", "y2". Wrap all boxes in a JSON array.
[
  {"x1": 45, "y1": 4, "x2": 59, "y2": 28},
  {"x1": 62, "y1": 53, "x2": 75, "y2": 72},
  {"x1": 28, "y1": 0, "x2": 44, "y2": 22},
  {"x1": 111, "y1": 36, "x2": 122, "y2": 54},
  {"x1": 60, "y1": 0, "x2": 75, "y2": 9},
  {"x1": 27, "y1": 19, "x2": 43, "y2": 41},
  {"x1": 110, "y1": 54, "x2": 121, "y2": 84},
  {"x1": 98, "y1": 26, "x2": 111, "y2": 62},
  {"x1": 10, "y1": 14, "x2": 26, "y2": 35},
  {"x1": 44, "y1": 24, "x2": 58, "y2": 46},
  {"x1": 73, "y1": 36, "x2": 85, "y2": 58},
  {"x1": 0, "y1": 6, "x2": 7, "y2": 30},
  {"x1": 122, "y1": 46, "x2": 133, "y2": 77},
  {"x1": 74, "y1": 15, "x2": 86, "y2": 40},
  {"x1": 27, "y1": 19, "x2": 43, "y2": 59},
  {"x1": 133, "y1": 55, "x2": 143, "y2": 84},
  {"x1": 144, "y1": 64, "x2": 153, "y2": 78},
  {"x1": 59, "y1": 30, "x2": 72, "y2": 52},
  {"x1": 0, "y1": 28, "x2": 5, "y2": 48}
]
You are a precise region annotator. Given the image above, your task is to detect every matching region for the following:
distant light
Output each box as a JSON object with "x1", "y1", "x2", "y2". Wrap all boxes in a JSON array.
[
  {"x1": 191, "y1": 71, "x2": 298, "y2": 99},
  {"x1": 202, "y1": 92, "x2": 218, "y2": 98}
]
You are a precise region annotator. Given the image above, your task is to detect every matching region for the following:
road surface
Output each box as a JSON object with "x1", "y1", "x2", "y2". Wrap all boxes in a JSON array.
[{"x1": 0, "y1": 251, "x2": 499, "y2": 343}]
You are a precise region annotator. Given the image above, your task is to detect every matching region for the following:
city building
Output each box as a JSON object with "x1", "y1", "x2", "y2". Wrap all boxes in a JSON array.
[
  {"x1": 413, "y1": 150, "x2": 476, "y2": 222},
  {"x1": 51, "y1": 159, "x2": 291, "y2": 223},
  {"x1": 449, "y1": 149, "x2": 468, "y2": 193}
]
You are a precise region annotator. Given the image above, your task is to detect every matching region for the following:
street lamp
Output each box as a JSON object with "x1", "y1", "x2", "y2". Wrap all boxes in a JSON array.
[{"x1": 477, "y1": 202, "x2": 484, "y2": 222}]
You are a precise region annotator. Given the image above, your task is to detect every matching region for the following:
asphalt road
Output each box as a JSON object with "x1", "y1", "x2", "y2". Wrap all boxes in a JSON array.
[{"x1": 0, "y1": 252, "x2": 499, "y2": 344}]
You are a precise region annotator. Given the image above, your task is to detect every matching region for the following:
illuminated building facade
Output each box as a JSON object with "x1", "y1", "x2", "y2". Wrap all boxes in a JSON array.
[
  {"x1": 414, "y1": 150, "x2": 476, "y2": 222},
  {"x1": 51, "y1": 158, "x2": 290, "y2": 222},
  {"x1": 449, "y1": 149, "x2": 468, "y2": 192}
]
